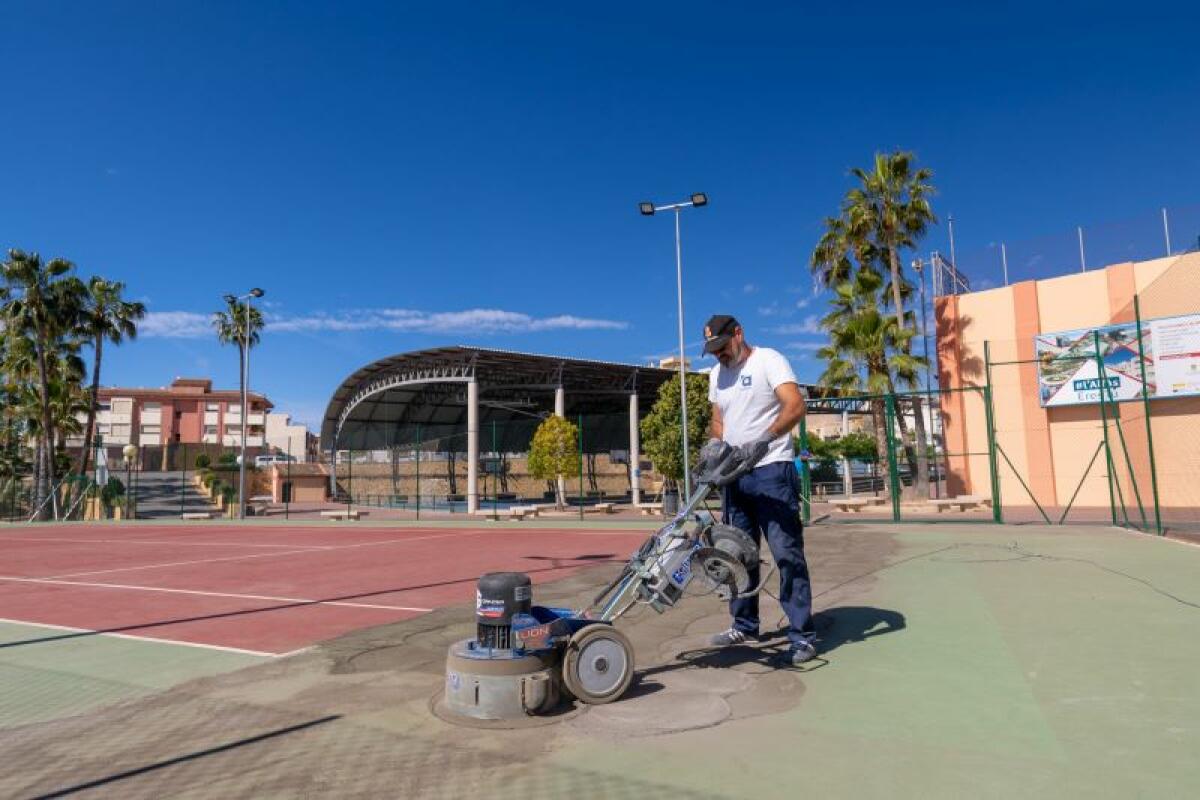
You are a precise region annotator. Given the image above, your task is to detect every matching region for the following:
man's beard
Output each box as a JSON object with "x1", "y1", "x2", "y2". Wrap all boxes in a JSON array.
[{"x1": 717, "y1": 343, "x2": 744, "y2": 367}]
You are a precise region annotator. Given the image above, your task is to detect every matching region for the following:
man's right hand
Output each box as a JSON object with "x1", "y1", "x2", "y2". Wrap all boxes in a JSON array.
[{"x1": 734, "y1": 436, "x2": 772, "y2": 469}]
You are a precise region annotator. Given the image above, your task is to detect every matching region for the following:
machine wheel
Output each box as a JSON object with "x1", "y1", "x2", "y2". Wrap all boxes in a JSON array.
[{"x1": 560, "y1": 624, "x2": 634, "y2": 705}]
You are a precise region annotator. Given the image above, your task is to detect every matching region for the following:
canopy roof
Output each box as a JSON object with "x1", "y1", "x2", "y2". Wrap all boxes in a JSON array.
[{"x1": 319, "y1": 346, "x2": 681, "y2": 452}]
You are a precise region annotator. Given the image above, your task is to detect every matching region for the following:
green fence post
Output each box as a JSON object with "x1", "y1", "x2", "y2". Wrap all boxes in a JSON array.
[
  {"x1": 1100, "y1": 371, "x2": 1147, "y2": 529},
  {"x1": 1092, "y1": 331, "x2": 1119, "y2": 526},
  {"x1": 415, "y1": 425, "x2": 421, "y2": 521},
  {"x1": 1134, "y1": 296, "x2": 1164, "y2": 535},
  {"x1": 578, "y1": 414, "x2": 585, "y2": 521},
  {"x1": 884, "y1": 394, "x2": 901, "y2": 522},
  {"x1": 799, "y1": 415, "x2": 811, "y2": 524},
  {"x1": 982, "y1": 342, "x2": 1003, "y2": 523}
]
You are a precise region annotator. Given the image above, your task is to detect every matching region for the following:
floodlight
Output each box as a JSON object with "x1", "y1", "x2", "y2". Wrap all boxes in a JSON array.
[
  {"x1": 690, "y1": 193, "x2": 708, "y2": 207},
  {"x1": 639, "y1": 202, "x2": 656, "y2": 216},
  {"x1": 250, "y1": 288, "x2": 265, "y2": 298},
  {"x1": 223, "y1": 294, "x2": 236, "y2": 304}
]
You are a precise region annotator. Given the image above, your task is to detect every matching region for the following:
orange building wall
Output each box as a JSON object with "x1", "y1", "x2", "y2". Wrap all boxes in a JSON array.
[{"x1": 936, "y1": 251, "x2": 1200, "y2": 514}]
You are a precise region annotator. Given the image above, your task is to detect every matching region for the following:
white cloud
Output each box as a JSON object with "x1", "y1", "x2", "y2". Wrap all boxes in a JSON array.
[
  {"x1": 769, "y1": 315, "x2": 822, "y2": 335},
  {"x1": 785, "y1": 342, "x2": 825, "y2": 352},
  {"x1": 742, "y1": 283, "x2": 757, "y2": 294},
  {"x1": 795, "y1": 297, "x2": 810, "y2": 310},
  {"x1": 757, "y1": 302, "x2": 781, "y2": 317},
  {"x1": 140, "y1": 311, "x2": 213, "y2": 339},
  {"x1": 140, "y1": 308, "x2": 629, "y2": 338}
]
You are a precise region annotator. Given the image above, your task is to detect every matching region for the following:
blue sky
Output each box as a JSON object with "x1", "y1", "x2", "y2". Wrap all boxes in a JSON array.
[{"x1": 4, "y1": 1, "x2": 1198, "y2": 429}]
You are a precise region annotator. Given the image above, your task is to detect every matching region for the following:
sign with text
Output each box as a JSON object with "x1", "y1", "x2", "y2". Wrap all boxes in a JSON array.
[{"x1": 1035, "y1": 313, "x2": 1200, "y2": 407}]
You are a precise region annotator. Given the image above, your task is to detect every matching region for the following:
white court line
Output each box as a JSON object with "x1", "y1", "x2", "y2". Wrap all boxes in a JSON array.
[
  {"x1": 0, "y1": 616, "x2": 281, "y2": 658},
  {"x1": 0, "y1": 575, "x2": 433, "y2": 612},
  {"x1": 0, "y1": 536, "x2": 338, "y2": 550},
  {"x1": 41, "y1": 530, "x2": 484, "y2": 580}
]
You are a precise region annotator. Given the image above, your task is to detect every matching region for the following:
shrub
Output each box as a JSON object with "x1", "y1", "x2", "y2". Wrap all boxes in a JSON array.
[
  {"x1": 100, "y1": 477, "x2": 125, "y2": 509},
  {"x1": 194, "y1": 453, "x2": 211, "y2": 470},
  {"x1": 218, "y1": 451, "x2": 238, "y2": 466}
]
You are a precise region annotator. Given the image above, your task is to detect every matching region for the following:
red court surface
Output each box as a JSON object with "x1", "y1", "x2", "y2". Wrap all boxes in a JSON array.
[{"x1": 0, "y1": 524, "x2": 647, "y2": 655}]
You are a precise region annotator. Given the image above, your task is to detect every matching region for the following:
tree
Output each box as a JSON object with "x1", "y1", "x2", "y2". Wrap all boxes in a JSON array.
[
  {"x1": 811, "y1": 152, "x2": 937, "y2": 497},
  {"x1": 844, "y1": 151, "x2": 936, "y2": 496},
  {"x1": 212, "y1": 296, "x2": 265, "y2": 445},
  {"x1": 76, "y1": 278, "x2": 145, "y2": 482},
  {"x1": 527, "y1": 415, "x2": 579, "y2": 509},
  {"x1": 639, "y1": 372, "x2": 712, "y2": 493},
  {"x1": 2, "y1": 250, "x2": 85, "y2": 519},
  {"x1": 814, "y1": 269, "x2": 926, "y2": 494}
]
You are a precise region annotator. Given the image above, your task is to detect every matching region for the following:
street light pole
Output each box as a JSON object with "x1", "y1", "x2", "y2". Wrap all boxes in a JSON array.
[
  {"x1": 226, "y1": 288, "x2": 264, "y2": 520},
  {"x1": 640, "y1": 193, "x2": 707, "y2": 504}
]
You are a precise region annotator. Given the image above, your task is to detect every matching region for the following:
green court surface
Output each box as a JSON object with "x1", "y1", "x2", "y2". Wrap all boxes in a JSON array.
[
  {"x1": 538, "y1": 526, "x2": 1200, "y2": 799},
  {"x1": 0, "y1": 622, "x2": 269, "y2": 726},
  {"x1": 2, "y1": 521, "x2": 1198, "y2": 798}
]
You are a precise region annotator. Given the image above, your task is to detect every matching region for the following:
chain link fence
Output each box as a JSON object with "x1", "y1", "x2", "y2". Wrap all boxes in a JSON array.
[{"x1": 940, "y1": 202, "x2": 1200, "y2": 294}]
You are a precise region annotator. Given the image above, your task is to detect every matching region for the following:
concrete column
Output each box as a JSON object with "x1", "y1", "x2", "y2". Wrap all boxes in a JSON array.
[
  {"x1": 554, "y1": 385, "x2": 566, "y2": 504},
  {"x1": 629, "y1": 392, "x2": 641, "y2": 507},
  {"x1": 467, "y1": 379, "x2": 479, "y2": 514},
  {"x1": 329, "y1": 446, "x2": 337, "y2": 498}
]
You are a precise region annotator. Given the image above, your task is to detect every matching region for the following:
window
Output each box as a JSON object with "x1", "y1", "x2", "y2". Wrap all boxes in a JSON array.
[
  {"x1": 140, "y1": 425, "x2": 161, "y2": 435},
  {"x1": 206, "y1": 402, "x2": 219, "y2": 412},
  {"x1": 143, "y1": 402, "x2": 162, "y2": 411},
  {"x1": 204, "y1": 425, "x2": 218, "y2": 436},
  {"x1": 228, "y1": 404, "x2": 242, "y2": 414}
]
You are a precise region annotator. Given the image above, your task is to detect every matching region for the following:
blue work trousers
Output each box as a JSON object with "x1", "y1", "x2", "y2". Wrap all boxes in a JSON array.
[{"x1": 722, "y1": 460, "x2": 815, "y2": 649}]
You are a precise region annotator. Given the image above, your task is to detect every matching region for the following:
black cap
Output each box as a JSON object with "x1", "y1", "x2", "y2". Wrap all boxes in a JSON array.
[{"x1": 702, "y1": 314, "x2": 740, "y2": 354}]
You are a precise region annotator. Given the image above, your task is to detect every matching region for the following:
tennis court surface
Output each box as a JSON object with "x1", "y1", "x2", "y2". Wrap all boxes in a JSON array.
[{"x1": 2, "y1": 519, "x2": 1198, "y2": 798}]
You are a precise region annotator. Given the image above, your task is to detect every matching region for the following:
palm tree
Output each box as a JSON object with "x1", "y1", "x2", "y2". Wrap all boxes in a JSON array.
[
  {"x1": 814, "y1": 151, "x2": 937, "y2": 496},
  {"x1": 2, "y1": 250, "x2": 85, "y2": 518},
  {"x1": 76, "y1": 278, "x2": 145, "y2": 481},
  {"x1": 213, "y1": 296, "x2": 265, "y2": 449},
  {"x1": 817, "y1": 269, "x2": 926, "y2": 495}
]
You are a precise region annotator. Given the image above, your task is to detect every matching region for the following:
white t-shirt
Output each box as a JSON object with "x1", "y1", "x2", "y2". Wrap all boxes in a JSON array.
[{"x1": 708, "y1": 347, "x2": 800, "y2": 468}]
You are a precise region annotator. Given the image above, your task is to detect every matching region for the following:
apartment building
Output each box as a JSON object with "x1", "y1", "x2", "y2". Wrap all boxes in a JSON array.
[
  {"x1": 71, "y1": 377, "x2": 273, "y2": 448},
  {"x1": 264, "y1": 412, "x2": 312, "y2": 462}
]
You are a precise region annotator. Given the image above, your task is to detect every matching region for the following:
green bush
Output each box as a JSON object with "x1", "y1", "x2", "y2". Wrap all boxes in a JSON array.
[
  {"x1": 201, "y1": 472, "x2": 215, "y2": 489},
  {"x1": 100, "y1": 477, "x2": 125, "y2": 509},
  {"x1": 195, "y1": 453, "x2": 211, "y2": 470},
  {"x1": 220, "y1": 485, "x2": 237, "y2": 503},
  {"x1": 218, "y1": 451, "x2": 237, "y2": 466}
]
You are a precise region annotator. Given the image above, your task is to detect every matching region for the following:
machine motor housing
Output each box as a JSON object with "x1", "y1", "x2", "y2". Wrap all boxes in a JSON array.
[{"x1": 475, "y1": 571, "x2": 532, "y2": 649}]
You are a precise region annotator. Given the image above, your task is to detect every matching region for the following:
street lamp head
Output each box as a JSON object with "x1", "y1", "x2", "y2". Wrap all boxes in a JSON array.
[
  {"x1": 638, "y1": 202, "x2": 656, "y2": 216},
  {"x1": 690, "y1": 193, "x2": 708, "y2": 207},
  {"x1": 223, "y1": 294, "x2": 237, "y2": 304},
  {"x1": 250, "y1": 288, "x2": 264, "y2": 298}
]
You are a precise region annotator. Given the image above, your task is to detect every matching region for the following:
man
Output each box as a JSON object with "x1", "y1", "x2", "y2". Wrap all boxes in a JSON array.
[{"x1": 704, "y1": 314, "x2": 816, "y2": 666}]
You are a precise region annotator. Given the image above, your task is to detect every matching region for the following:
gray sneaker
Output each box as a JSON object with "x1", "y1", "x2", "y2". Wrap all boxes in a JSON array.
[
  {"x1": 709, "y1": 628, "x2": 754, "y2": 647},
  {"x1": 772, "y1": 642, "x2": 817, "y2": 666}
]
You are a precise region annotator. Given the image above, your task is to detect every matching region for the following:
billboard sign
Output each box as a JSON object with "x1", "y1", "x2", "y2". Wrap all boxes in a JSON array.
[{"x1": 1035, "y1": 313, "x2": 1200, "y2": 407}]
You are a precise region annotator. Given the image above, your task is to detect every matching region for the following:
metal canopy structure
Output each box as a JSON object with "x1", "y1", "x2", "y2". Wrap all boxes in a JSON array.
[{"x1": 319, "y1": 346, "x2": 678, "y2": 454}]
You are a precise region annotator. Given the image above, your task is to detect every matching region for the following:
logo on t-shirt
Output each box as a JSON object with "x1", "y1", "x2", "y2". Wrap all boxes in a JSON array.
[{"x1": 741, "y1": 375, "x2": 752, "y2": 387}]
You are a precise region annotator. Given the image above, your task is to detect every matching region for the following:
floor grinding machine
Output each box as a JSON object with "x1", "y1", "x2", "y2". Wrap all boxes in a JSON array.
[{"x1": 443, "y1": 439, "x2": 771, "y2": 721}]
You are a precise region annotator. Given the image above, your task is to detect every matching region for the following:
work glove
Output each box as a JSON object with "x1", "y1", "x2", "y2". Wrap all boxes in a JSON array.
[{"x1": 735, "y1": 434, "x2": 774, "y2": 469}]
